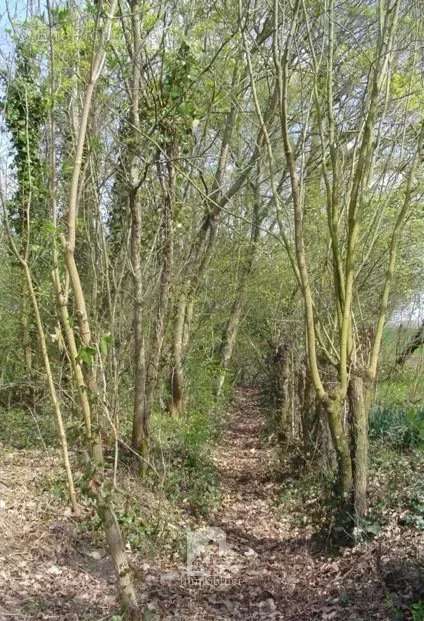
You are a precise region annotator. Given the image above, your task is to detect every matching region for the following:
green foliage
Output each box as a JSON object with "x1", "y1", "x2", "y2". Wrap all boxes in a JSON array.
[
  {"x1": 37, "y1": 467, "x2": 71, "y2": 502},
  {"x1": 368, "y1": 446, "x2": 424, "y2": 537},
  {"x1": 369, "y1": 405, "x2": 424, "y2": 450},
  {"x1": 117, "y1": 503, "x2": 166, "y2": 551},
  {"x1": 186, "y1": 354, "x2": 225, "y2": 415},
  {"x1": 2, "y1": 37, "x2": 48, "y2": 233},
  {"x1": 76, "y1": 345, "x2": 97, "y2": 365},
  {"x1": 403, "y1": 479, "x2": 424, "y2": 531},
  {"x1": 0, "y1": 407, "x2": 57, "y2": 449},
  {"x1": 275, "y1": 461, "x2": 336, "y2": 530},
  {"x1": 411, "y1": 601, "x2": 424, "y2": 621},
  {"x1": 99, "y1": 333, "x2": 112, "y2": 357},
  {"x1": 149, "y1": 407, "x2": 220, "y2": 515}
]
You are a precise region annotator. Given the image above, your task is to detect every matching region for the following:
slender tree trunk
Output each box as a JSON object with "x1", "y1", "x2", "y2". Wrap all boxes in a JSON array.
[
  {"x1": 46, "y1": 5, "x2": 100, "y2": 462},
  {"x1": 64, "y1": 248, "x2": 105, "y2": 457},
  {"x1": 216, "y1": 297, "x2": 243, "y2": 399},
  {"x1": 143, "y1": 151, "x2": 174, "y2": 428},
  {"x1": 22, "y1": 293, "x2": 33, "y2": 375},
  {"x1": 3, "y1": 150, "x2": 78, "y2": 513},
  {"x1": 300, "y1": 364, "x2": 317, "y2": 455},
  {"x1": 130, "y1": 190, "x2": 147, "y2": 451},
  {"x1": 22, "y1": 262, "x2": 78, "y2": 513},
  {"x1": 274, "y1": 342, "x2": 292, "y2": 446},
  {"x1": 169, "y1": 293, "x2": 186, "y2": 416},
  {"x1": 57, "y1": 0, "x2": 139, "y2": 612},
  {"x1": 348, "y1": 374, "x2": 369, "y2": 519},
  {"x1": 52, "y1": 269, "x2": 93, "y2": 442}
]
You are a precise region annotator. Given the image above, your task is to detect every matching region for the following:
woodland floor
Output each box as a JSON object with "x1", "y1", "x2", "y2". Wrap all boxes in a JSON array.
[{"x1": 1, "y1": 388, "x2": 424, "y2": 620}]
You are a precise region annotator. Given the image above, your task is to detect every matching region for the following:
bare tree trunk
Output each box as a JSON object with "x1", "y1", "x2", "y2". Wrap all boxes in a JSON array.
[
  {"x1": 121, "y1": 0, "x2": 150, "y2": 454},
  {"x1": 169, "y1": 293, "x2": 186, "y2": 416},
  {"x1": 22, "y1": 293, "x2": 33, "y2": 375},
  {"x1": 273, "y1": 342, "x2": 292, "y2": 446},
  {"x1": 22, "y1": 262, "x2": 78, "y2": 513},
  {"x1": 96, "y1": 497, "x2": 139, "y2": 619},
  {"x1": 143, "y1": 150, "x2": 175, "y2": 428},
  {"x1": 52, "y1": 269, "x2": 92, "y2": 441},
  {"x1": 299, "y1": 364, "x2": 318, "y2": 456},
  {"x1": 216, "y1": 298, "x2": 244, "y2": 399},
  {"x1": 348, "y1": 374, "x2": 369, "y2": 519},
  {"x1": 130, "y1": 189, "x2": 147, "y2": 451}
]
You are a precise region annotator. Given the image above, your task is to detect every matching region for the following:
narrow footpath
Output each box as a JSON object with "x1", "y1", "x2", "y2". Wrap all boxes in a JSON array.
[{"x1": 143, "y1": 388, "x2": 344, "y2": 620}]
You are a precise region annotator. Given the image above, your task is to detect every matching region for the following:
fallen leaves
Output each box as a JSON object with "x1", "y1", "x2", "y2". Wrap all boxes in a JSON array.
[{"x1": 1, "y1": 390, "x2": 424, "y2": 620}]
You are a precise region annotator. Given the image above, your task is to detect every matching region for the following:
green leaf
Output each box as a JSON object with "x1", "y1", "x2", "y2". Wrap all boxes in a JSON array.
[
  {"x1": 365, "y1": 521, "x2": 381, "y2": 535},
  {"x1": 99, "y1": 333, "x2": 112, "y2": 357},
  {"x1": 76, "y1": 345, "x2": 96, "y2": 365}
]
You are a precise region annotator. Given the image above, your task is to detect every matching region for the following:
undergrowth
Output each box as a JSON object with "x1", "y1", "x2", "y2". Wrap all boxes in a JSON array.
[
  {"x1": 36, "y1": 401, "x2": 223, "y2": 559},
  {"x1": 147, "y1": 406, "x2": 222, "y2": 517},
  {"x1": 0, "y1": 407, "x2": 58, "y2": 448},
  {"x1": 370, "y1": 405, "x2": 424, "y2": 450}
]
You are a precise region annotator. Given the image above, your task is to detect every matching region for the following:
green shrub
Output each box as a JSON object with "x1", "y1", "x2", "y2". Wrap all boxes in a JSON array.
[{"x1": 149, "y1": 407, "x2": 220, "y2": 515}]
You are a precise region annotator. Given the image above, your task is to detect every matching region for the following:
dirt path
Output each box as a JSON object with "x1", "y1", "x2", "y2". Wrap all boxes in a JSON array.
[
  {"x1": 141, "y1": 388, "x2": 330, "y2": 620},
  {"x1": 141, "y1": 388, "x2": 423, "y2": 620}
]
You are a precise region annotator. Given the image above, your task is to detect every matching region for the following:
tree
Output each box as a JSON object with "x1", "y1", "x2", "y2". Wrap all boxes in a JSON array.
[{"x1": 242, "y1": 0, "x2": 424, "y2": 524}]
